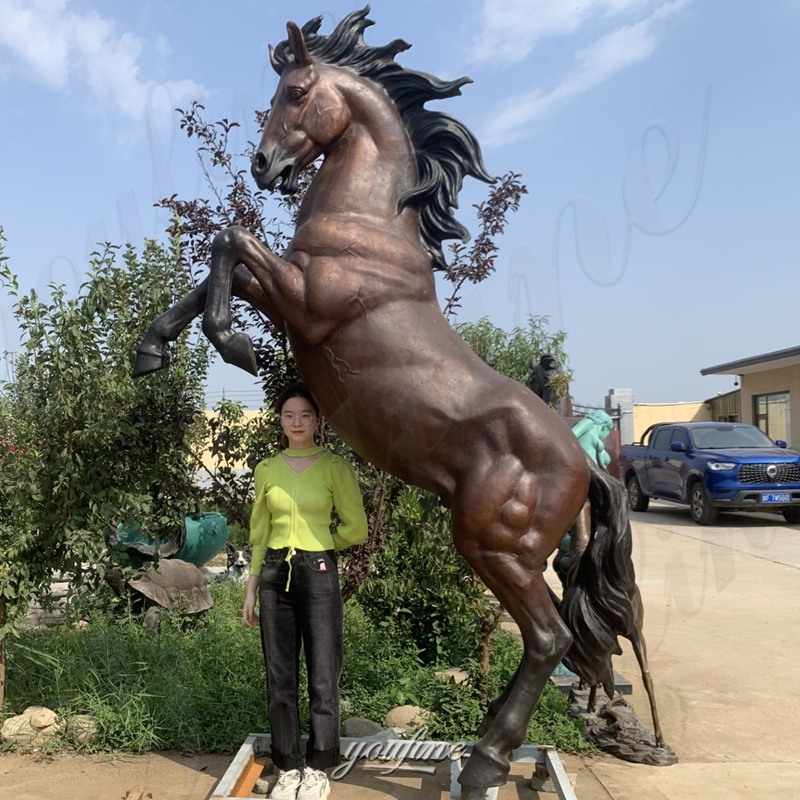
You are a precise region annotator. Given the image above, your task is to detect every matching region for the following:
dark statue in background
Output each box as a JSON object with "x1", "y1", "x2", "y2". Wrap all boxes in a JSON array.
[{"x1": 134, "y1": 9, "x2": 673, "y2": 789}]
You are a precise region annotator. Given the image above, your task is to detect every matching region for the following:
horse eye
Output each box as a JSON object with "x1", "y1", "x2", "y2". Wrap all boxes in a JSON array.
[{"x1": 288, "y1": 87, "x2": 305, "y2": 102}]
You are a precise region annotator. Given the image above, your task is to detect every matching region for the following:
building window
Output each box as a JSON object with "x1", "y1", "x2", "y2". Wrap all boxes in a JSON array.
[{"x1": 753, "y1": 391, "x2": 790, "y2": 442}]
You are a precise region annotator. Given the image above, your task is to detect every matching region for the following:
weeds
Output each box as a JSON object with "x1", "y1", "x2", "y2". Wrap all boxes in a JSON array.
[{"x1": 4, "y1": 582, "x2": 593, "y2": 754}]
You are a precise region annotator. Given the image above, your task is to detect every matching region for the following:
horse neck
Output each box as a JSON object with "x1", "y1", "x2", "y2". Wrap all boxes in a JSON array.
[{"x1": 299, "y1": 78, "x2": 417, "y2": 225}]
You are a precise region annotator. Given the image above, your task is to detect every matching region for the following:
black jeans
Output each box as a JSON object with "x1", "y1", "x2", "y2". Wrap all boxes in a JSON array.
[{"x1": 259, "y1": 548, "x2": 342, "y2": 771}]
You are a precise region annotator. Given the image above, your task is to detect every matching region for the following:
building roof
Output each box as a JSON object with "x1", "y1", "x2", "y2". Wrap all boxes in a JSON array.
[{"x1": 701, "y1": 346, "x2": 800, "y2": 376}]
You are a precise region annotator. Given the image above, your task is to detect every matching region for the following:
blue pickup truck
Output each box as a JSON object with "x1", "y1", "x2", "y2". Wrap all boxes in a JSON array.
[{"x1": 619, "y1": 422, "x2": 800, "y2": 524}]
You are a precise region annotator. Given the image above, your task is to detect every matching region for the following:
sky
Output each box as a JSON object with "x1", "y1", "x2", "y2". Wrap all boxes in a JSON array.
[{"x1": 0, "y1": 0, "x2": 798, "y2": 408}]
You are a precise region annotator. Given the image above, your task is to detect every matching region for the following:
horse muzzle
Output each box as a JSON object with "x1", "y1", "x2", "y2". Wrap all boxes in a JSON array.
[{"x1": 251, "y1": 148, "x2": 299, "y2": 195}]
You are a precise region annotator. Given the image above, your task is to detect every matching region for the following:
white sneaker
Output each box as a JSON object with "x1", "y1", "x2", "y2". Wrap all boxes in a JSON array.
[
  {"x1": 269, "y1": 769, "x2": 303, "y2": 800},
  {"x1": 297, "y1": 768, "x2": 330, "y2": 800}
]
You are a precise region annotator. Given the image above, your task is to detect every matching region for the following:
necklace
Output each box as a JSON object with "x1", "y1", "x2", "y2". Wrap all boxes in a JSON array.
[{"x1": 283, "y1": 445, "x2": 324, "y2": 457}]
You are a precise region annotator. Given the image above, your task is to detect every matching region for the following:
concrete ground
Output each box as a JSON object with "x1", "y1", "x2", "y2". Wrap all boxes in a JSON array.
[
  {"x1": 2, "y1": 500, "x2": 799, "y2": 799},
  {"x1": 559, "y1": 501, "x2": 800, "y2": 800}
]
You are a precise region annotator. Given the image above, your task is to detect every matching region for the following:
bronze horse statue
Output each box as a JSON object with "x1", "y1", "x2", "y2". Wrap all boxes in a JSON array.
[{"x1": 134, "y1": 9, "x2": 665, "y2": 788}]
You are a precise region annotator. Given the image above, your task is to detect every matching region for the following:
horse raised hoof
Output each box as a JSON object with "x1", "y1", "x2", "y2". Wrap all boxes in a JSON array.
[
  {"x1": 221, "y1": 332, "x2": 258, "y2": 375},
  {"x1": 132, "y1": 346, "x2": 170, "y2": 377}
]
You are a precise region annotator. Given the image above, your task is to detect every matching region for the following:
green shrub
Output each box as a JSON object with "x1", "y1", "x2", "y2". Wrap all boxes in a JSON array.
[
  {"x1": 356, "y1": 487, "x2": 498, "y2": 667},
  {"x1": 6, "y1": 582, "x2": 265, "y2": 752},
  {"x1": 5, "y1": 583, "x2": 592, "y2": 754}
]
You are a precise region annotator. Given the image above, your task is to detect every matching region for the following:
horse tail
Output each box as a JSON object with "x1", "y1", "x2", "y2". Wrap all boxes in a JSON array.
[{"x1": 559, "y1": 457, "x2": 637, "y2": 693}]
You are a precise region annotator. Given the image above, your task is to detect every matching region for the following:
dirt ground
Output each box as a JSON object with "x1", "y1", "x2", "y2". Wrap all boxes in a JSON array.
[
  {"x1": 0, "y1": 749, "x2": 608, "y2": 800},
  {"x1": 0, "y1": 751, "x2": 232, "y2": 800}
]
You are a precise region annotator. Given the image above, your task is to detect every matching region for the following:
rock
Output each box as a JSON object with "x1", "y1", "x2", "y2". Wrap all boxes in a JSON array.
[
  {"x1": 383, "y1": 705, "x2": 424, "y2": 730},
  {"x1": 343, "y1": 717, "x2": 384, "y2": 737},
  {"x1": 1, "y1": 716, "x2": 37, "y2": 745},
  {"x1": 435, "y1": 667, "x2": 470, "y2": 685},
  {"x1": 29, "y1": 707, "x2": 59, "y2": 729},
  {"x1": 67, "y1": 714, "x2": 99, "y2": 745},
  {"x1": 1, "y1": 708, "x2": 64, "y2": 747}
]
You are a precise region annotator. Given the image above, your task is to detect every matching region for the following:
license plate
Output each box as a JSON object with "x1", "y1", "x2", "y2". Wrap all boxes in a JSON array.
[{"x1": 762, "y1": 493, "x2": 791, "y2": 503}]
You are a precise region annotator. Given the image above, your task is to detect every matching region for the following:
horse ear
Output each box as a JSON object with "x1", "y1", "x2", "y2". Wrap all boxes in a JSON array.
[
  {"x1": 268, "y1": 44, "x2": 282, "y2": 75},
  {"x1": 286, "y1": 21, "x2": 312, "y2": 67}
]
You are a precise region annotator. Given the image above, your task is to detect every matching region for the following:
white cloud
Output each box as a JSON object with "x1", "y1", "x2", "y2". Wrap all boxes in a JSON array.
[
  {"x1": 0, "y1": 0, "x2": 205, "y2": 127},
  {"x1": 474, "y1": 0, "x2": 651, "y2": 64},
  {"x1": 479, "y1": 0, "x2": 692, "y2": 148}
]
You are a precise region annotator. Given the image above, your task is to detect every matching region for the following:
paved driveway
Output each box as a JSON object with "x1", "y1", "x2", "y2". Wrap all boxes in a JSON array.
[{"x1": 563, "y1": 501, "x2": 800, "y2": 799}]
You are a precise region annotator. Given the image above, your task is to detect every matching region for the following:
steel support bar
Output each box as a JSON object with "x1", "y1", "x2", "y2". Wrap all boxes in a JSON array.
[{"x1": 212, "y1": 734, "x2": 578, "y2": 799}]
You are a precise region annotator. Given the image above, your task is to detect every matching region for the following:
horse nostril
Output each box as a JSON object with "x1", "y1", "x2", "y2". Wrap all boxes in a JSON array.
[{"x1": 252, "y1": 151, "x2": 267, "y2": 174}]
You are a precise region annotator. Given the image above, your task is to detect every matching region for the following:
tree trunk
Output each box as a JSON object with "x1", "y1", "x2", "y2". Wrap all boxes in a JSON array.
[
  {"x1": 0, "y1": 598, "x2": 6, "y2": 709},
  {"x1": 477, "y1": 608, "x2": 502, "y2": 703}
]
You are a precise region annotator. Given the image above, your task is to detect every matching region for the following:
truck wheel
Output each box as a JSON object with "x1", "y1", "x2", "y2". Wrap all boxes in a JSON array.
[
  {"x1": 782, "y1": 508, "x2": 800, "y2": 524},
  {"x1": 690, "y1": 483, "x2": 718, "y2": 525},
  {"x1": 626, "y1": 475, "x2": 649, "y2": 512}
]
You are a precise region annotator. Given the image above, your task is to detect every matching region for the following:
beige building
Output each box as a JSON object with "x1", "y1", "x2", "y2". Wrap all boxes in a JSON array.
[
  {"x1": 630, "y1": 401, "x2": 710, "y2": 444},
  {"x1": 701, "y1": 346, "x2": 800, "y2": 448},
  {"x1": 198, "y1": 408, "x2": 270, "y2": 471}
]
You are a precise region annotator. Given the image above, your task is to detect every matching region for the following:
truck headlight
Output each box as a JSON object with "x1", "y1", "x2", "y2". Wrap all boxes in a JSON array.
[{"x1": 708, "y1": 462, "x2": 736, "y2": 471}]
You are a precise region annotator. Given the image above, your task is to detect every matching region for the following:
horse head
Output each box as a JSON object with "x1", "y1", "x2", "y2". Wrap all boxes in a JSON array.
[{"x1": 252, "y1": 22, "x2": 352, "y2": 194}]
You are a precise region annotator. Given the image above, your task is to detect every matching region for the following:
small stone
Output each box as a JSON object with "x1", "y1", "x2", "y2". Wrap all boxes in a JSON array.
[
  {"x1": 39, "y1": 723, "x2": 62, "y2": 740},
  {"x1": 435, "y1": 667, "x2": 470, "y2": 685},
  {"x1": 122, "y1": 788, "x2": 153, "y2": 800},
  {"x1": 343, "y1": 717, "x2": 384, "y2": 737},
  {"x1": 383, "y1": 705, "x2": 424, "y2": 730}
]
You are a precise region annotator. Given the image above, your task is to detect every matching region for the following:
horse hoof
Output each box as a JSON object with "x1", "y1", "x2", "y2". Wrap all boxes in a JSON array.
[
  {"x1": 457, "y1": 747, "x2": 509, "y2": 790},
  {"x1": 222, "y1": 332, "x2": 258, "y2": 375},
  {"x1": 132, "y1": 348, "x2": 170, "y2": 377}
]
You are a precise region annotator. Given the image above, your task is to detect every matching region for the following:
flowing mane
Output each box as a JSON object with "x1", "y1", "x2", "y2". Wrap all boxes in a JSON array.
[{"x1": 270, "y1": 6, "x2": 494, "y2": 272}]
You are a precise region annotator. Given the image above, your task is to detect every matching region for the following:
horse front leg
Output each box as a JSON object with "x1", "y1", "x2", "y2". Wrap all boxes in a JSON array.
[
  {"x1": 133, "y1": 263, "x2": 273, "y2": 377},
  {"x1": 133, "y1": 279, "x2": 210, "y2": 376},
  {"x1": 203, "y1": 225, "x2": 299, "y2": 375}
]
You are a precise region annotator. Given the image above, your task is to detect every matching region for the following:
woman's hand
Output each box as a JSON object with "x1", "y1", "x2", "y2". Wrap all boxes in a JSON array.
[{"x1": 242, "y1": 574, "x2": 260, "y2": 627}]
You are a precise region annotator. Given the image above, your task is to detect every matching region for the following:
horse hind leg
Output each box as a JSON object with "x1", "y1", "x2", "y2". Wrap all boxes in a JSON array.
[
  {"x1": 464, "y1": 570, "x2": 571, "y2": 789},
  {"x1": 453, "y1": 483, "x2": 573, "y2": 791}
]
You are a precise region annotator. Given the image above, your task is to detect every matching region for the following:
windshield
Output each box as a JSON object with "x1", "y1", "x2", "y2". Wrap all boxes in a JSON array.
[{"x1": 689, "y1": 426, "x2": 776, "y2": 449}]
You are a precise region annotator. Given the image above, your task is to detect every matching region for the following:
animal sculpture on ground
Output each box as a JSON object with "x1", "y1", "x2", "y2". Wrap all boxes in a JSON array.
[{"x1": 134, "y1": 9, "x2": 670, "y2": 788}]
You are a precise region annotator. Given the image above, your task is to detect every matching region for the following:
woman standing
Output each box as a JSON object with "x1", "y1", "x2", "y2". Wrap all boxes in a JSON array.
[{"x1": 243, "y1": 383, "x2": 367, "y2": 800}]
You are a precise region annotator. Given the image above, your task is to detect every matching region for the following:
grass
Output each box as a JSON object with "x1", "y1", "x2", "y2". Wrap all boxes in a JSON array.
[{"x1": 3, "y1": 582, "x2": 593, "y2": 754}]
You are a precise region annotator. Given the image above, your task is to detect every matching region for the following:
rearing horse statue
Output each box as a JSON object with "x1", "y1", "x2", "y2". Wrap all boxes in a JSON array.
[{"x1": 134, "y1": 8, "x2": 663, "y2": 790}]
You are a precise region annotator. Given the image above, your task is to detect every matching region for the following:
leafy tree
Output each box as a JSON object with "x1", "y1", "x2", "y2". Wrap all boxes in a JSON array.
[
  {"x1": 456, "y1": 315, "x2": 572, "y2": 393},
  {"x1": 0, "y1": 230, "x2": 209, "y2": 707}
]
